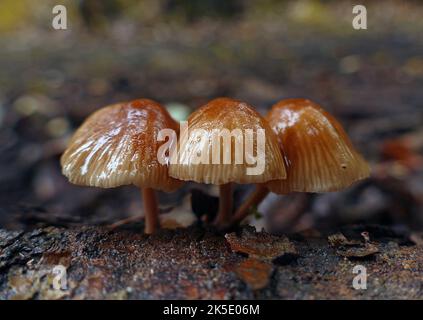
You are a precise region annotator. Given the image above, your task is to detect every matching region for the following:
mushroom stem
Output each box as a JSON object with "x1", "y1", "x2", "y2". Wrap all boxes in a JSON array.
[
  {"x1": 231, "y1": 185, "x2": 270, "y2": 226},
  {"x1": 214, "y1": 183, "x2": 233, "y2": 227},
  {"x1": 142, "y1": 187, "x2": 160, "y2": 234}
]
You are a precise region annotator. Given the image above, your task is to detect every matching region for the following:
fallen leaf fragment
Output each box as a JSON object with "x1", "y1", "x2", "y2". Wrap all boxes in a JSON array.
[
  {"x1": 336, "y1": 243, "x2": 379, "y2": 258},
  {"x1": 225, "y1": 226, "x2": 296, "y2": 259},
  {"x1": 328, "y1": 232, "x2": 379, "y2": 258},
  {"x1": 235, "y1": 258, "x2": 273, "y2": 290},
  {"x1": 328, "y1": 233, "x2": 360, "y2": 247}
]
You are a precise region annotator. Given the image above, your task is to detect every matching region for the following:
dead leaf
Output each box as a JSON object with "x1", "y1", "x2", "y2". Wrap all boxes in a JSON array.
[
  {"x1": 225, "y1": 226, "x2": 296, "y2": 259},
  {"x1": 328, "y1": 233, "x2": 360, "y2": 247},
  {"x1": 381, "y1": 135, "x2": 423, "y2": 171},
  {"x1": 235, "y1": 258, "x2": 273, "y2": 290},
  {"x1": 337, "y1": 243, "x2": 379, "y2": 258},
  {"x1": 329, "y1": 232, "x2": 379, "y2": 258}
]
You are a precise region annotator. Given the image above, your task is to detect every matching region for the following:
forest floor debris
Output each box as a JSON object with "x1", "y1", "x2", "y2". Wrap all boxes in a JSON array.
[{"x1": 1, "y1": 224, "x2": 422, "y2": 299}]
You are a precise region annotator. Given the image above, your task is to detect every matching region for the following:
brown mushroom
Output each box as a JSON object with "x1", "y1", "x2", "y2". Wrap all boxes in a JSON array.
[
  {"x1": 61, "y1": 99, "x2": 183, "y2": 234},
  {"x1": 169, "y1": 97, "x2": 286, "y2": 227},
  {"x1": 231, "y1": 98, "x2": 370, "y2": 225}
]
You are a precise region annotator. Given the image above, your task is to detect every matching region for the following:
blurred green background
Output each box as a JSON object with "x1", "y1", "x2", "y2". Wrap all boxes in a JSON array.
[{"x1": 0, "y1": 0, "x2": 422, "y2": 233}]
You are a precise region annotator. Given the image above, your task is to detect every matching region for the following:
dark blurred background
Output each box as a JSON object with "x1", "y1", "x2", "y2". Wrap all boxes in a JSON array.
[{"x1": 0, "y1": 0, "x2": 422, "y2": 233}]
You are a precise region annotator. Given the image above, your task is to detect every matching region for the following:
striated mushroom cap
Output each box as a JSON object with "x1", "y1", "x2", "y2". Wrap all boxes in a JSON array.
[
  {"x1": 169, "y1": 97, "x2": 286, "y2": 184},
  {"x1": 266, "y1": 98, "x2": 370, "y2": 194},
  {"x1": 61, "y1": 99, "x2": 182, "y2": 192}
]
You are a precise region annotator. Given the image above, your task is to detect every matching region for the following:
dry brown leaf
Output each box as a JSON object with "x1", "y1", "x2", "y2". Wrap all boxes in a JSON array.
[
  {"x1": 225, "y1": 226, "x2": 296, "y2": 260},
  {"x1": 235, "y1": 258, "x2": 273, "y2": 290},
  {"x1": 328, "y1": 233, "x2": 360, "y2": 247},
  {"x1": 336, "y1": 243, "x2": 379, "y2": 258}
]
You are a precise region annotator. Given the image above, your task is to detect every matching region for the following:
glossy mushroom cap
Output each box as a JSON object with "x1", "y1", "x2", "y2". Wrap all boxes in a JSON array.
[
  {"x1": 61, "y1": 99, "x2": 182, "y2": 192},
  {"x1": 266, "y1": 98, "x2": 370, "y2": 194},
  {"x1": 169, "y1": 97, "x2": 286, "y2": 184}
]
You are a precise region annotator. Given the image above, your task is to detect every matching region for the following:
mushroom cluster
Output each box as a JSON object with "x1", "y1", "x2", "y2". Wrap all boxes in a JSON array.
[{"x1": 61, "y1": 97, "x2": 370, "y2": 233}]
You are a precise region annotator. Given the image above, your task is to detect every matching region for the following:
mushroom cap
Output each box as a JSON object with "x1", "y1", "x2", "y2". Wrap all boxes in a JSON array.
[
  {"x1": 169, "y1": 97, "x2": 286, "y2": 184},
  {"x1": 265, "y1": 98, "x2": 370, "y2": 194},
  {"x1": 61, "y1": 99, "x2": 183, "y2": 192}
]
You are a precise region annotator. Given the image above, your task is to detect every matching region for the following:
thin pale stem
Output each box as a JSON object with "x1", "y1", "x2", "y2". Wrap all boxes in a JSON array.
[
  {"x1": 142, "y1": 187, "x2": 160, "y2": 234},
  {"x1": 231, "y1": 185, "x2": 270, "y2": 226},
  {"x1": 213, "y1": 183, "x2": 233, "y2": 227}
]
